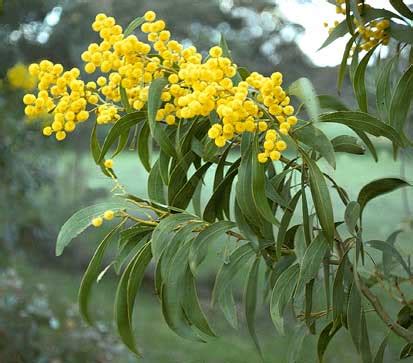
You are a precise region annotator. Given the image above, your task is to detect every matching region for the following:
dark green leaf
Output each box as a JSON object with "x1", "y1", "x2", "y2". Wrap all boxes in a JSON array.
[
  {"x1": 338, "y1": 33, "x2": 358, "y2": 92},
  {"x1": 332, "y1": 135, "x2": 365, "y2": 155},
  {"x1": 98, "y1": 112, "x2": 146, "y2": 162},
  {"x1": 124, "y1": 16, "x2": 145, "y2": 36},
  {"x1": 347, "y1": 283, "x2": 362, "y2": 352},
  {"x1": 390, "y1": 22, "x2": 413, "y2": 45},
  {"x1": 400, "y1": 343, "x2": 413, "y2": 359},
  {"x1": 56, "y1": 201, "x2": 131, "y2": 256},
  {"x1": 319, "y1": 20, "x2": 349, "y2": 49},
  {"x1": 344, "y1": 201, "x2": 360, "y2": 235},
  {"x1": 137, "y1": 122, "x2": 151, "y2": 172},
  {"x1": 301, "y1": 151, "x2": 335, "y2": 243},
  {"x1": 318, "y1": 95, "x2": 349, "y2": 111},
  {"x1": 354, "y1": 44, "x2": 379, "y2": 112},
  {"x1": 270, "y1": 263, "x2": 300, "y2": 335},
  {"x1": 357, "y1": 178, "x2": 411, "y2": 215},
  {"x1": 376, "y1": 56, "x2": 397, "y2": 122},
  {"x1": 288, "y1": 77, "x2": 320, "y2": 122},
  {"x1": 360, "y1": 310, "x2": 373, "y2": 363},
  {"x1": 373, "y1": 337, "x2": 388, "y2": 363},
  {"x1": 148, "y1": 159, "x2": 166, "y2": 204},
  {"x1": 390, "y1": 0, "x2": 413, "y2": 19},
  {"x1": 317, "y1": 321, "x2": 342, "y2": 363},
  {"x1": 245, "y1": 257, "x2": 262, "y2": 356}
]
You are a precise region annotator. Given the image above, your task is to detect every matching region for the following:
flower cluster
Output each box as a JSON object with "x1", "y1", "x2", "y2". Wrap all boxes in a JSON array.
[
  {"x1": 6, "y1": 64, "x2": 36, "y2": 90},
  {"x1": 91, "y1": 209, "x2": 115, "y2": 227},
  {"x1": 22, "y1": 11, "x2": 297, "y2": 162},
  {"x1": 325, "y1": 1, "x2": 390, "y2": 51}
]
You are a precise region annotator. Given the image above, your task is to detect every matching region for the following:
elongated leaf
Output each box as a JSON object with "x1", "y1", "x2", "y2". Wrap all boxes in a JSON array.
[
  {"x1": 400, "y1": 343, "x2": 413, "y2": 359},
  {"x1": 79, "y1": 222, "x2": 123, "y2": 324},
  {"x1": 366, "y1": 240, "x2": 411, "y2": 276},
  {"x1": 360, "y1": 310, "x2": 373, "y2": 363},
  {"x1": 90, "y1": 123, "x2": 114, "y2": 177},
  {"x1": 182, "y1": 269, "x2": 216, "y2": 336},
  {"x1": 120, "y1": 86, "x2": 132, "y2": 113},
  {"x1": 56, "y1": 201, "x2": 131, "y2": 256},
  {"x1": 98, "y1": 112, "x2": 146, "y2": 162},
  {"x1": 148, "y1": 159, "x2": 166, "y2": 204},
  {"x1": 301, "y1": 152, "x2": 335, "y2": 243},
  {"x1": 270, "y1": 263, "x2": 300, "y2": 335},
  {"x1": 376, "y1": 56, "x2": 397, "y2": 122},
  {"x1": 354, "y1": 45, "x2": 379, "y2": 112},
  {"x1": 294, "y1": 123, "x2": 335, "y2": 168},
  {"x1": 137, "y1": 122, "x2": 151, "y2": 172},
  {"x1": 212, "y1": 243, "x2": 255, "y2": 308},
  {"x1": 168, "y1": 152, "x2": 196, "y2": 204},
  {"x1": 383, "y1": 230, "x2": 402, "y2": 277},
  {"x1": 172, "y1": 162, "x2": 212, "y2": 209},
  {"x1": 245, "y1": 257, "x2": 262, "y2": 356},
  {"x1": 389, "y1": 65, "x2": 413, "y2": 135},
  {"x1": 318, "y1": 95, "x2": 349, "y2": 111},
  {"x1": 345, "y1": 201, "x2": 360, "y2": 235},
  {"x1": 355, "y1": 130, "x2": 378, "y2": 161},
  {"x1": 338, "y1": 33, "x2": 358, "y2": 92},
  {"x1": 126, "y1": 243, "x2": 152, "y2": 337},
  {"x1": 276, "y1": 191, "x2": 301, "y2": 258},
  {"x1": 332, "y1": 256, "x2": 347, "y2": 326},
  {"x1": 347, "y1": 283, "x2": 362, "y2": 352},
  {"x1": 297, "y1": 234, "x2": 329, "y2": 291},
  {"x1": 147, "y1": 78, "x2": 177, "y2": 157},
  {"x1": 189, "y1": 220, "x2": 235, "y2": 273},
  {"x1": 319, "y1": 20, "x2": 349, "y2": 49},
  {"x1": 390, "y1": 22, "x2": 413, "y2": 45},
  {"x1": 373, "y1": 337, "x2": 388, "y2": 363},
  {"x1": 319, "y1": 111, "x2": 403, "y2": 146},
  {"x1": 124, "y1": 16, "x2": 144, "y2": 36},
  {"x1": 332, "y1": 135, "x2": 365, "y2": 155},
  {"x1": 219, "y1": 34, "x2": 242, "y2": 84},
  {"x1": 151, "y1": 213, "x2": 195, "y2": 263},
  {"x1": 289, "y1": 78, "x2": 320, "y2": 122},
  {"x1": 317, "y1": 321, "x2": 342, "y2": 363},
  {"x1": 287, "y1": 325, "x2": 307, "y2": 363},
  {"x1": 357, "y1": 178, "x2": 411, "y2": 215},
  {"x1": 161, "y1": 240, "x2": 203, "y2": 341},
  {"x1": 390, "y1": 0, "x2": 413, "y2": 19}
]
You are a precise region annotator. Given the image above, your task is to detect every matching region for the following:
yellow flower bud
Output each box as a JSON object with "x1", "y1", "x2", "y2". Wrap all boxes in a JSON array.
[
  {"x1": 104, "y1": 159, "x2": 114, "y2": 168},
  {"x1": 103, "y1": 210, "x2": 115, "y2": 220},
  {"x1": 91, "y1": 216, "x2": 103, "y2": 227}
]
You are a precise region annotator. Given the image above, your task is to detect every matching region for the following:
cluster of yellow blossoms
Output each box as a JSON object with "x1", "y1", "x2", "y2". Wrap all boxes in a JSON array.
[
  {"x1": 23, "y1": 11, "x2": 297, "y2": 162},
  {"x1": 91, "y1": 209, "x2": 115, "y2": 227},
  {"x1": 6, "y1": 64, "x2": 36, "y2": 90},
  {"x1": 325, "y1": 1, "x2": 390, "y2": 51}
]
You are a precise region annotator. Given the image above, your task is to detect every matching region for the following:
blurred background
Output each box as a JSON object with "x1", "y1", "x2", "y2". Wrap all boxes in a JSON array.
[{"x1": 1, "y1": 0, "x2": 412, "y2": 362}]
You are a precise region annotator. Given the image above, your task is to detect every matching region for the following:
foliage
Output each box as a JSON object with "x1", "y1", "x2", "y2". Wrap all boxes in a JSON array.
[{"x1": 22, "y1": 2, "x2": 413, "y2": 362}]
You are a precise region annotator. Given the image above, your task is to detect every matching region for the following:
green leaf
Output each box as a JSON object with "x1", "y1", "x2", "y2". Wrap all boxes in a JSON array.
[
  {"x1": 360, "y1": 310, "x2": 373, "y2": 363},
  {"x1": 332, "y1": 135, "x2": 365, "y2": 155},
  {"x1": 137, "y1": 122, "x2": 151, "y2": 172},
  {"x1": 125, "y1": 243, "x2": 152, "y2": 343},
  {"x1": 288, "y1": 78, "x2": 320, "y2": 122},
  {"x1": 56, "y1": 201, "x2": 131, "y2": 256},
  {"x1": 251, "y1": 137, "x2": 280, "y2": 226},
  {"x1": 171, "y1": 162, "x2": 212, "y2": 210},
  {"x1": 90, "y1": 123, "x2": 112, "y2": 177},
  {"x1": 151, "y1": 213, "x2": 195, "y2": 263},
  {"x1": 357, "y1": 178, "x2": 411, "y2": 215},
  {"x1": 383, "y1": 230, "x2": 402, "y2": 277},
  {"x1": 287, "y1": 325, "x2": 307, "y2": 363},
  {"x1": 332, "y1": 256, "x2": 347, "y2": 326},
  {"x1": 148, "y1": 159, "x2": 166, "y2": 204},
  {"x1": 390, "y1": 0, "x2": 413, "y2": 19},
  {"x1": 147, "y1": 78, "x2": 177, "y2": 157},
  {"x1": 319, "y1": 111, "x2": 403, "y2": 146},
  {"x1": 344, "y1": 201, "x2": 360, "y2": 235},
  {"x1": 270, "y1": 263, "x2": 300, "y2": 335},
  {"x1": 390, "y1": 22, "x2": 413, "y2": 45},
  {"x1": 297, "y1": 233, "x2": 329, "y2": 291},
  {"x1": 389, "y1": 65, "x2": 413, "y2": 135},
  {"x1": 114, "y1": 243, "x2": 150, "y2": 356},
  {"x1": 301, "y1": 151, "x2": 335, "y2": 243},
  {"x1": 317, "y1": 321, "x2": 342, "y2": 363},
  {"x1": 120, "y1": 85, "x2": 132, "y2": 113},
  {"x1": 354, "y1": 130, "x2": 378, "y2": 161},
  {"x1": 124, "y1": 16, "x2": 145, "y2": 36},
  {"x1": 366, "y1": 240, "x2": 411, "y2": 276},
  {"x1": 219, "y1": 34, "x2": 242, "y2": 84},
  {"x1": 319, "y1": 20, "x2": 349, "y2": 49},
  {"x1": 294, "y1": 123, "x2": 336, "y2": 168},
  {"x1": 276, "y1": 191, "x2": 302, "y2": 258},
  {"x1": 353, "y1": 44, "x2": 379, "y2": 112},
  {"x1": 161, "y1": 240, "x2": 203, "y2": 341},
  {"x1": 347, "y1": 283, "x2": 362, "y2": 352},
  {"x1": 338, "y1": 33, "x2": 358, "y2": 92},
  {"x1": 98, "y1": 112, "x2": 146, "y2": 163},
  {"x1": 318, "y1": 95, "x2": 349, "y2": 111},
  {"x1": 212, "y1": 243, "x2": 255, "y2": 308},
  {"x1": 376, "y1": 56, "x2": 397, "y2": 122},
  {"x1": 168, "y1": 152, "x2": 196, "y2": 205},
  {"x1": 189, "y1": 220, "x2": 235, "y2": 273},
  {"x1": 245, "y1": 257, "x2": 263, "y2": 357},
  {"x1": 373, "y1": 337, "x2": 388, "y2": 363},
  {"x1": 79, "y1": 222, "x2": 123, "y2": 324},
  {"x1": 182, "y1": 269, "x2": 216, "y2": 337},
  {"x1": 400, "y1": 343, "x2": 413, "y2": 359}
]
